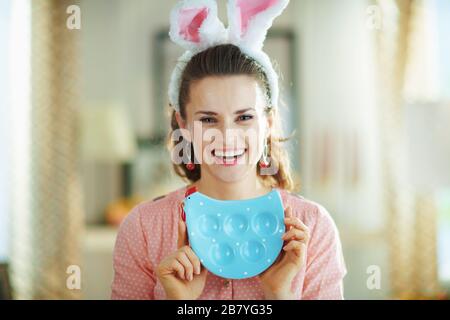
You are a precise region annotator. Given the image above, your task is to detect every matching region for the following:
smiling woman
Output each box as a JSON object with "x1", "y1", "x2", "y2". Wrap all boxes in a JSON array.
[
  {"x1": 169, "y1": 45, "x2": 295, "y2": 193},
  {"x1": 111, "y1": 0, "x2": 347, "y2": 301}
]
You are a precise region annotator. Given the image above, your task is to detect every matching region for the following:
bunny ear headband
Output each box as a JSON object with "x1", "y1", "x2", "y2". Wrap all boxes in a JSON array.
[{"x1": 168, "y1": 0, "x2": 290, "y2": 113}]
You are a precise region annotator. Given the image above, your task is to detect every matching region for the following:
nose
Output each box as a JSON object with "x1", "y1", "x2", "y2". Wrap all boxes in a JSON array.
[
  {"x1": 218, "y1": 116, "x2": 236, "y2": 132},
  {"x1": 215, "y1": 119, "x2": 246, "y2": 149}
]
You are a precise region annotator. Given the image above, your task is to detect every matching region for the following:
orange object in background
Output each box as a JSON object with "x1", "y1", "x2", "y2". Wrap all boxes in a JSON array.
[{"x1": 105, "y1": 196, "x2": 143, "y2": 226}]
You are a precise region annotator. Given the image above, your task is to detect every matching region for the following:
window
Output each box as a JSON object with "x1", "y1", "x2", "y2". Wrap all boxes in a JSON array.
[
  {"x1": 435, "y1": 0, "x2": 450, "y2": 286},
  {"x1": 0, "y1": 0, "x2": 12, "y2": 262}
]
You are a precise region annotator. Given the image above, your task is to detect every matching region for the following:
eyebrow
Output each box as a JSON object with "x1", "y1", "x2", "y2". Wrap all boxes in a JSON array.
[{"x1": 195, "y1": 108, "x2": 255, "y2": 116}]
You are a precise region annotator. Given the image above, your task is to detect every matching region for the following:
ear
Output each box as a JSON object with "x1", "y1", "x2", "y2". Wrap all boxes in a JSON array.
[
  {"x1": 227, "y1": 0, "x2": 290, "y2": 50},
  {"x1": 265, "y1": 110, "x2": 274, "y2": 139},
  {"x1": 175, "y1": 112, "x2": 192, "y2": 142},
  {"x1": 175, "y1": 111, "x2": 188, "y2": 130},
  {"x1": 169, "y1": 0, "x2": 227, "y2": 51}
]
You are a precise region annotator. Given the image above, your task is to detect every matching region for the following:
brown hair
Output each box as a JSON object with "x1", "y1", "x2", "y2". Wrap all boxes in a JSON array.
[{"x1": 167, "y1": 44, "x2": 297, "y2": 192}]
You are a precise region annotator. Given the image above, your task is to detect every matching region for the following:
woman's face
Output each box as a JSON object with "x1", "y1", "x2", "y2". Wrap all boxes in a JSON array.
[{"x1": 176, "y1": 75, "x2": 271, "y2": 183}]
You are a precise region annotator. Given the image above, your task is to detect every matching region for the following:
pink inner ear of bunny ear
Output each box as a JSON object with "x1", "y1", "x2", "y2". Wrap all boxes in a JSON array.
[
  {"x1": 178, "y1": 7, "x2": 209, "y2": 43},
  {"x1": 237, "y1": 0, "x2": 279, "y2": 35}
]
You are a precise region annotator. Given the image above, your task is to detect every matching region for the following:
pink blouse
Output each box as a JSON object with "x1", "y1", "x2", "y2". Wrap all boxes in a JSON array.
[{"x1": 111, "y1": 186, "x2": 347, "y2": 300}]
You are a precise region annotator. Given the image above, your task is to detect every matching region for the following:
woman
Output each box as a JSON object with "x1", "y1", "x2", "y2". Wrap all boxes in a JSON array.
[{"x1": 111, "y1": 0, "x2": 346, "y2": 300}]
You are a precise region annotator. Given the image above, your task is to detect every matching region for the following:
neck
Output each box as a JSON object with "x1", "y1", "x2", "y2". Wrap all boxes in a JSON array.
[{"x1": 192, "y1": 170, "x2": 272, "y2": 201}]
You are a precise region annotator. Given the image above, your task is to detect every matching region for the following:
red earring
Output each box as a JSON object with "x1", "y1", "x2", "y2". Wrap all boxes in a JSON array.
[
  {"x1": 259, "y1": 139, "x2": 270, "y2": 169},
  {"x1": 186, "y1": 162, "x2": 195, "y2": 171},
  {"x1": 259, "y1": 160, "x2": 269, "y2": 169},
  {"x1": 186, "y1": 143, "x2": 196, "y2": 171}
]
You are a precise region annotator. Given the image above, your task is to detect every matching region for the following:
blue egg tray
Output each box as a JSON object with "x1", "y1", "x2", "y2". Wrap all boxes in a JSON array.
[{"x1": 182, "y1": 188, "x2": 285, "y2": 280}]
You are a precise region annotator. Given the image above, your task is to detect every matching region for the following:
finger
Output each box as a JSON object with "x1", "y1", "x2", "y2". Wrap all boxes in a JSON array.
[
  {"x1": 183, "y1": 246, "x2": 201, "y2": 275},
  {"x1": 177, "y1": 203, "x2": 188, "y2": 249},
  {"x1": 281, "y1": 240, "x2": 307, "y2": 265},
  {"x1": 284, "y1": 216, "x2": 307, "y2": 231},
  {"x1": 282, "y1": 228, "x2": 306, "y2": 241},
  {"x1": 283, "y1": 240, "x2": 306, "y2": 255},
  {"x1": 176, "y1": 251, "x2": 194, "y2": 281},
  {"x1": 285, "y1": 206, "x2": 293, "y2": 218},
  {"x1": 284, "y1": 206, "x2": 293, "y2": 229},
  {"x1": 171, "y1": 259, "x2": 186, "y2": 280}
]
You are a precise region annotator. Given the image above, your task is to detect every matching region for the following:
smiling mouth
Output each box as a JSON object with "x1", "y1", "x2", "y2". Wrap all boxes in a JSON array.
[{"x1": 212, "y1": 149, "x2": 247, "y2": 166}]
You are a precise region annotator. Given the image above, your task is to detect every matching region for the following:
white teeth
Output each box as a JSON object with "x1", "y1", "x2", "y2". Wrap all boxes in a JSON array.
[{"x1": 214, "y1": 149, "x2": 246, "y2": 157}]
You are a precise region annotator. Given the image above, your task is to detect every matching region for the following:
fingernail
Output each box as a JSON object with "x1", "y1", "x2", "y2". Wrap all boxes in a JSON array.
[{"x1": 188, "y1": 274, "x2": 193, "y2": 281}]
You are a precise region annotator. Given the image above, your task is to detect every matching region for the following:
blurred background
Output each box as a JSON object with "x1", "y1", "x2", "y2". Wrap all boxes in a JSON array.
[{"x1": 0, "y1": 0, "x2": 449, "y2": 300}]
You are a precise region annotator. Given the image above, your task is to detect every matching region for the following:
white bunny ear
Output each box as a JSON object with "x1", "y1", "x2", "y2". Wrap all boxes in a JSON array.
[
  {"x1": 169, "y1": 0, "x2": 227, "y2": 52},
  {"x1": 227, "y1": 0, "x2": 289, "y2": 50}
]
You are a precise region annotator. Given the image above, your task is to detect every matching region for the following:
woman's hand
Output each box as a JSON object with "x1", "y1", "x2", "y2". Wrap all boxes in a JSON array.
[
  {"x1": 156, "y1": 204, "x2": 208, "y2": 300},
  {"x1": 257, "y1": 206, "x2": 310, "y2": 300}
]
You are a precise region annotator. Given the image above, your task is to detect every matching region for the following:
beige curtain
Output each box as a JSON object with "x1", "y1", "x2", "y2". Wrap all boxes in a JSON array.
[
  {"x1": 10, "y1": 0, "x2": 83, "y2": 299},
  {"x1": 375, "y1": 0, "x2": 440, "y2": 298}
]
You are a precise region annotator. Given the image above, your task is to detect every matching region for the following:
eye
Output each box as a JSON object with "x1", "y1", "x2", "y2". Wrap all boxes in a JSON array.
[
  {"x1": 237, "y1": 114, "x2": 254, "y2": 122},
  {"x1": 200, "y1": 117, "x2": 217, "y2": 124}
]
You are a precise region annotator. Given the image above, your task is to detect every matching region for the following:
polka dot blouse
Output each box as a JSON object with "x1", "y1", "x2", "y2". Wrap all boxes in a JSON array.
[{"x1": 111, "y1": 186, "x2": 347, "y2": 300}]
